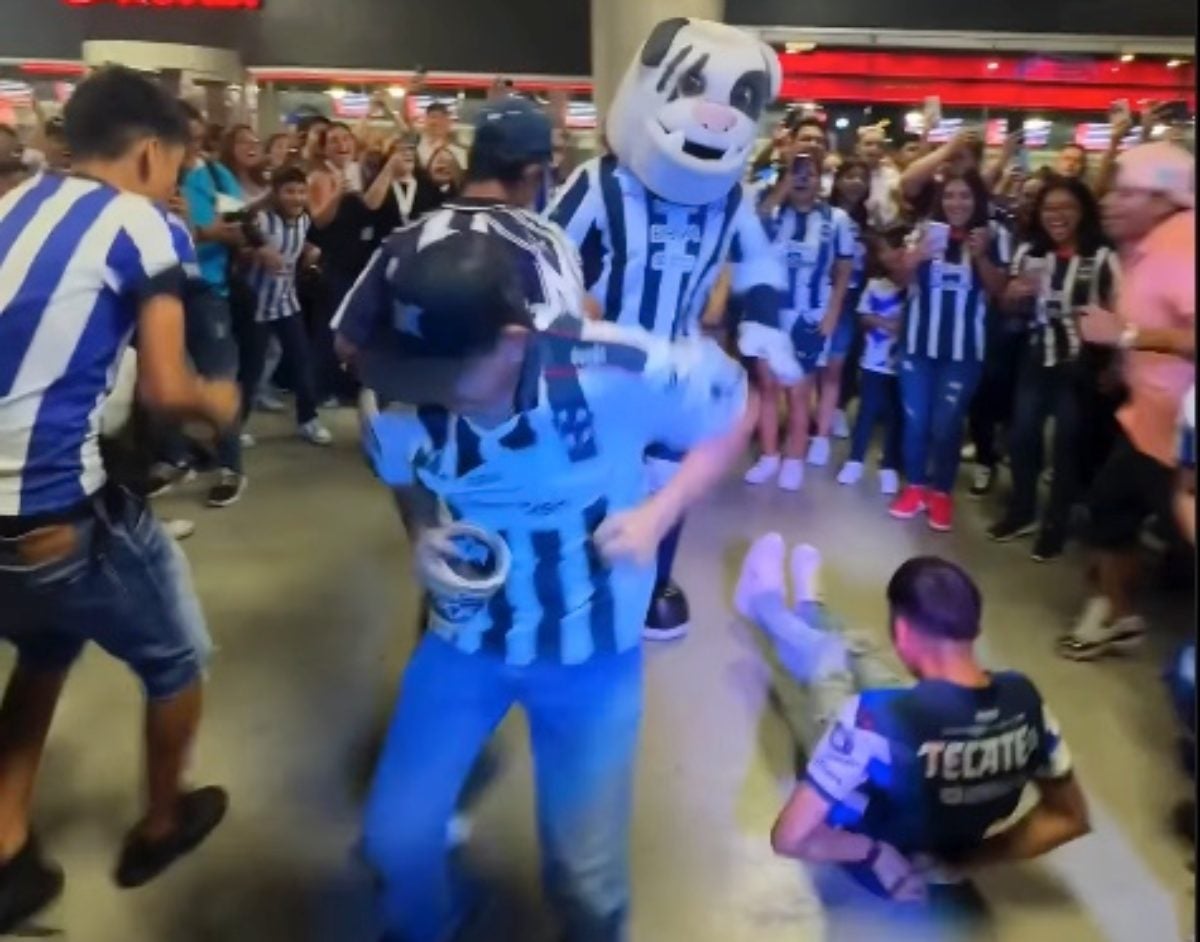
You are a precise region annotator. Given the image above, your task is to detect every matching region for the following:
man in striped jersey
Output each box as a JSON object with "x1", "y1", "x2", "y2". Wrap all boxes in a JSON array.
[
  {"x1": 549, "y1": 17, "x2": 798, "y2": 640},
  {"x1": 242, "y1": 164, "x2": 332, "y2": 447},
  {"x1": 345, "y1": 230, "x2": 751, "y2": 942},
  {"x1": 0, "y1": 67, "x2": 238, "y2": 929}
]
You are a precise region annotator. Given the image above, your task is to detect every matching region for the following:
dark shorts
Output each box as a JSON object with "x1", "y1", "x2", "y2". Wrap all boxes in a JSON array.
[
  {"x1": 0, "y1": 490, "x2": 211, "y2": 699},
  {"x1": 790, "y1": 319, "x2": 831, "y2": 374},
  {"x1": 1085, "y1": 431, "x2": 1175, "y2": 550}
]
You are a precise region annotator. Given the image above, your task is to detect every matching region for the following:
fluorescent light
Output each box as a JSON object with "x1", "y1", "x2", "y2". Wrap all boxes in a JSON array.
[
  {"x1": 1120, "y1": 53, "x2": 1135, "y2": 63},
  {"x1": 1167, "y1": 59, "x2": 1184, "y2": 69},
  {"x1": 986, "y1": 61, "x2": 1000, "y2": 71},
  {"x1": 327, "y1": 87, "x2": 345, "y2": 100},
  {"x1": 835, "y1": 117, "x2": 849, "y2": 129},
  {"x1": 785, "y1": 42, "x2": 816, "y2": 53},
  {"x1": 388, "y1": 85, "x2": 406, "y2": 98}
]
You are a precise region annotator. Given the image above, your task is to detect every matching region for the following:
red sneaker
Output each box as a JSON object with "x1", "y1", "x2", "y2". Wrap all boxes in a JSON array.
[
  {"x1": 888, "y1": 485, "x2": 928, "y2": 520},
  {"x1": 927, "y1": 491, "x2": 955, "y2": 532}
]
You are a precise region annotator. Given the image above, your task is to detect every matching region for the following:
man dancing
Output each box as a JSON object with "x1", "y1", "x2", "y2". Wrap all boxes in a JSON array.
[{"x1": 734, "y1": 538, "x2": 1091, "y2": 899}]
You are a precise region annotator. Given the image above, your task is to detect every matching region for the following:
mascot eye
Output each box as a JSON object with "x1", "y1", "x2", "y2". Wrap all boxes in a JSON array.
[
  {"x1": 730, "y1": 71, "x2": 769, "y2": 119},
  {"x1": 678, "y1": 67, "x2": 707, "y2": 98}
]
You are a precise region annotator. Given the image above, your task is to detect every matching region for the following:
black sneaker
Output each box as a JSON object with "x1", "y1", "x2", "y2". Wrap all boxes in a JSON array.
[
  {"x1": 644, "y1": 582, "x2": 690, "y2": 641},
  {"x1": 115, "y1": 786, "x2": 228, "y2": 889},
  {"x1": 987, "y1": 515, "x2": 1037, "y2": 543},
  {"x1": 0, "y1": 837, "x2": 64, "y2": 935},
  {"x1": 1031, "y1": 528, "x2": 1066, "y2": 562},
  {"x1": 146, "y1": 462, "x2": 195, "y2": 499},
  {"x1": 968, "y1": 466, "x2": 995, "y2": 499},
  {"x1": 206, "y1": 471, "x2": 246, "y2": 508}
]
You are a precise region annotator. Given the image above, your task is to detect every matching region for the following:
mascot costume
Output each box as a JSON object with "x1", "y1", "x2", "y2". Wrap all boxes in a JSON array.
[{"x1": 550, "y1": 17, "x2": 801, "y2": 641}]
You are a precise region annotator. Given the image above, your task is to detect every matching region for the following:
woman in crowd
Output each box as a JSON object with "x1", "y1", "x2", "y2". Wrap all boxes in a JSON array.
[
  {"x1": 376, "y1": 138, "x2": 444, "y2": 230},
  {"x1": 264, "y1": 131, "x2": 294, "y2": 175},
  {"x1": 888, "y1": 169, "x2": 1008, "y2": 531},
  {"x1": 987, "y1": 176, "x2": 1120, "y2": 561},
  {"x1": 820, "y1": 157, "x2": 872, "y2": 449},
  {"x1": 221, "y1": 124, "x2": 269, "y2": 206},
  {"x1": 425, "y1": 144, "x2": 464, "y2": 204}
]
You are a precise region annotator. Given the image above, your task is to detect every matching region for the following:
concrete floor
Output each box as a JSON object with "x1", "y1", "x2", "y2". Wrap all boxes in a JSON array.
[{"x1": 2, "y1": 408, "x2": 1194, "y2": 942}]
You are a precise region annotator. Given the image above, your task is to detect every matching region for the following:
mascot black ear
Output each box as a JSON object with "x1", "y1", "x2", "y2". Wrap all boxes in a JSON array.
[{"x1": 641, "y1": 17, "x2": 691, "y2": 67}]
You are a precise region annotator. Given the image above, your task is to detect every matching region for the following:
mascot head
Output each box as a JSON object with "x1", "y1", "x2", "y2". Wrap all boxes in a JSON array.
[{"x1": 606, "y1": 18, "x2": 781, "y2": 207}]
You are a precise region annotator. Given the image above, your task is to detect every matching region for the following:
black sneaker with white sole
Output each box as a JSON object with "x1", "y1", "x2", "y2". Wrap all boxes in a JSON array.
[
  {"x1": 1031, "y1": 527, "x2": 1066, "y2": 562},
  {"x1": 644, "y1": 582, "x2": 690, "y2": 641},
  {"x1": 206, "y1": 471, "x2": 246, "y2": 508},
  {"x1": 115, "y1": 786, "x2": 228, "y2": 888},
  {"x1": 0, "y1": 838, "x2": 64, "y2": 935},
  {"x1": 986, "y1": 515, "x2": 1037, "y2": 542},
  {"x1": 968, "y1": 466, "x2": 995, "y2": 499},
  {"x1": 145, "y1": 462, "x2": 195, "y2": 499}
]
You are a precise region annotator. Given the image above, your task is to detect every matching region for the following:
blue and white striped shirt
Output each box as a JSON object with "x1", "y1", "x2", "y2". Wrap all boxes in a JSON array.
[
  {"x1": 903, "y1": 225, "x2": 1011, "y2": 364},
  {"x1": 549, "y1": 155, "x2": 783, "y2": 340},
  {"x1": 0, "y1": 173, "x2": 188, "y2": 517},
  {"x1": 764, "y1": 201, "x2": 857, "y2": 333},
  {"x1": 364, "y1": 317, "x2": 748, "y2": 666},
  {"x1": 248, "y1": 209, "x2": 311, "y2": 323}
]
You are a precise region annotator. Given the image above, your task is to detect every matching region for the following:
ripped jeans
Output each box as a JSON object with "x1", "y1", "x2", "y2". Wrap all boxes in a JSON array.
[{"x1": 898, "y1": 355, "x2": 983, "y2": 494}]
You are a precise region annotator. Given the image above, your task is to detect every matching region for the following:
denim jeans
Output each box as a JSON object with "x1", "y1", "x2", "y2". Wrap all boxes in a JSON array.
[
  {"x1": 0, "y1": 489, "x2": 211, "y2": 699},
  {"x1": 848, "y1": 370, "x2": 902, "y2": 470},
  {"x1": 363, "y1": 634, "x2": 642, "y2": 942},
  {"x1": 161, "y1": 288, "x2": 244, "y2": 473},
  {"x1": 898, "y1": 355, "x2": 983, "y2": 493},
  {"x1": 241, "y1": 316, "x2": 318, "y2": 426},
  {"x1": 1005, "y1": 352, "x2": 1083, "y2": 534}
]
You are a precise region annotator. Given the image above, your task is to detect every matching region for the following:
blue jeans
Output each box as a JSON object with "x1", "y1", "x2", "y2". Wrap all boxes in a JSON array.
[
  {"x1": 363, "y1": 634, "x2": 642, "y2": 942},
  {"x1": 848, "y1": 370, "x2": 901, "y2": 470},
  {"x1": 0, "y1": 490, "x2": 211, "y2": 699},
  {"x1": 898, "y1": 355, "x2": 983, "y2": 493}
]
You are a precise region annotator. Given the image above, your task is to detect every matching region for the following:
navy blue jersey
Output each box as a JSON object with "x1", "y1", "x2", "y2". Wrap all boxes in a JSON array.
[{"x1": 806, "y1": 671, "x2": 1072, "y2": 858}]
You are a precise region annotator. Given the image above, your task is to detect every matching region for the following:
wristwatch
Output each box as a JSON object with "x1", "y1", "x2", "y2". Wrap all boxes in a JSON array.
[{"x1": 1118, "y1": 323, "x2": 1140, "y2": 350}]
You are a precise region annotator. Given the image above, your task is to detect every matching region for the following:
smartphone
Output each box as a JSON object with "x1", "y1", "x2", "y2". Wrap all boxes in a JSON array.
[
  {"x1": 923, "y1": 95, "x2": 942, "y2": 130},
  {"x1": 791, "y1": 153, "x2": 815, "y2": 188},
  {"x1": 924, "y1": 220, "x2": 950, "y2": 257}
]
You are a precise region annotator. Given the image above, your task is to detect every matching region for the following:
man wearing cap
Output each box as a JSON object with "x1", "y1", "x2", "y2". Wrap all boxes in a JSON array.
[
  {"x1": 1061, "y1": 142, "x2": 1195, "y2": 660},
  {"x1": 335, "y1": 103, "x2": 756, "y2": 942}
]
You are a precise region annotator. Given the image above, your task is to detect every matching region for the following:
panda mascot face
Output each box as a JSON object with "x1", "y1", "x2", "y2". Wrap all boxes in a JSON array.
[{"x1": 606, "y1": 17, "x2": 781, "y2": 207}]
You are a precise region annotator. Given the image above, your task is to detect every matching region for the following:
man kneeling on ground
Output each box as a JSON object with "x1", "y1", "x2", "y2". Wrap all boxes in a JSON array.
[{"x1": 734, "y1": 540, "x2": 1091, "y2": 900}]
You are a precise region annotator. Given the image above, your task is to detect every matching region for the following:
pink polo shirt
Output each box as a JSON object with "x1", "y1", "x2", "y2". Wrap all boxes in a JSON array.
[{"x1": 1117, "y1": 210, "x2": 1196, "y2": 467}]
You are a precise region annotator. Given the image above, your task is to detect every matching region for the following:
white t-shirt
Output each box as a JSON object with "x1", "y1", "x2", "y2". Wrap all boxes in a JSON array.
[
  {"x1": 866, "y1": 164, "x2": 901, "y2": 230},
  {"x1": 857, "y1": 277, "x2": 905, "y2": 375}
]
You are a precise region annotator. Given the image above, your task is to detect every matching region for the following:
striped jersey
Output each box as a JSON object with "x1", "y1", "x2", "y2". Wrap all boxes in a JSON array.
[
  {"x1": 764, "y1": 201, "x2": 856, "y2": 333},
  {"x1": 549, "y1": 155, "x2": 783, "y2": 340},
  {"x1": 1, "y1": 173, "x2": 188, "y2": 517},
  {"x1": 1010, "y1": 243, "x2": 1119, "y2": 368},
  {"x1": 333, "y1": 196, "x2": 587, "y2": 346},
  {"x1": 904, "y1": 228, "x2": 1011, "y2": 363},
  {"x1": 808, "y1": 671, "x2": 1072, "y2": 859},
  {"x1": 248, "y1": 209, "x2": 311, "y2": 323},
  {"x1": 857, "y1": 277, "x2": 906, "y2": 375},
  {"x1": 1179, "y1": 384, "x2": 1195, "y2": 470},
  {"x1": 362, "y1": 317, "x2": 748, "y2": 665}
]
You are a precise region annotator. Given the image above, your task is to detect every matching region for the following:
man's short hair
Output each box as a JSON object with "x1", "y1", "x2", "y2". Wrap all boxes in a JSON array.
[
  {"x1": 793, "y1": 116, "x2": 826, "y2": 139},
  {"x1": 426, "y1": 102, "x2": 450, "y2": 117},
  {"x1": 270, "y1": 164, "x2": 308, "y2": 189},
  {"x1": 64, "y1": 66, "x2": 189, "y2": 161},
  {"x1": 886, "y1": 556, "x2": 982, "y2": 642}
]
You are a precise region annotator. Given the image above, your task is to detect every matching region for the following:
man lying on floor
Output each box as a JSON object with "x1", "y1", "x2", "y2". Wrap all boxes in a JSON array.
[{"x1": 734, "y1": 539, "x2": 1091, "y2": 901}]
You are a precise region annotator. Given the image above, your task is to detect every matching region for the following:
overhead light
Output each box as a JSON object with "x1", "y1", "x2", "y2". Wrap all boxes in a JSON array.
[
  {"x1": 785, "y1": 41, "x2": 816, "y2": 54},
  {"x1": 388, "y1": 85, "x2": 407, "y2": 98},
  {"x1": 1167, "y1": 59, "x2": 1184, "y2": 69},
  {"x1": 905, "y1": 110, "x2": 922, "y2": 125},
  {"x1": 1120, "y1": 53, "x2": 1135, "y2": 63},
  {"x1": 835, "y1": 117, "x2": 849, "y2": 129},
  {"x1": 327, "y1": 86, "x2": 345, "y2": 100},
  {"x1": 986, "y1": 61, "x2": 1000, "y2": 71}
]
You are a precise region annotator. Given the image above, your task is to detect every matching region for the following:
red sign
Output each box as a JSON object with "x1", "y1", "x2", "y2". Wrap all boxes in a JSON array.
[{"x1": 63, "y1": 0, "x2": 261, "y2": 8}]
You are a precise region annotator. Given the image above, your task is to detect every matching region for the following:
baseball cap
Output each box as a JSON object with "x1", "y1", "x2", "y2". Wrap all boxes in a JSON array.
[
  {"x1": 470, "y1": 97, "x2": 553, "y2": 166},
  {"x1": 389, "y1": 231, "x2": 533, "y2": 359},
  {"x1": 1117, "y1": 142, "x2": 1195, "y2": 209}
]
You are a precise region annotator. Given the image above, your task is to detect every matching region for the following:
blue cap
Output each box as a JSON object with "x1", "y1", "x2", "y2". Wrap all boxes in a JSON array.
[{"x1": 471, "y1": 97, "x2": 553, "y2": 165}]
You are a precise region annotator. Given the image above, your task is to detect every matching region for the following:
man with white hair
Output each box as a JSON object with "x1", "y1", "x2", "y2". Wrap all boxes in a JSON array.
[{"x1": 1062, "y1": 142, "x2": 1195, "y2": 660}]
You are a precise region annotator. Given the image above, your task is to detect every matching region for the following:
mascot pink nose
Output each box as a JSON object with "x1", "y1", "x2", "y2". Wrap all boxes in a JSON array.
[{"x1": 692, "y1": 101, "x2": 738, "y2": 133}]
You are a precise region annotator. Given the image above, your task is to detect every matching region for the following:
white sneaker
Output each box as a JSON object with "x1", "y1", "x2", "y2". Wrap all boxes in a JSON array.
[
  {"x1": 1058, "y1": 597, "x2": 1147, "y2": 661},
  {"x1": 744, "y1": 454, "x2": 781, "y2": 485},
  {"x1": 837, "y1": 461, "x2": 864, "y2": 486},
  {"x1": 734, "y1": 532, "x2": 787, "y2": 620},
  {"x1": 789, "y1": 543, "x2": 823, "y2": 604},
  {"x1": 879, "y1": 468, "x2": 900, "y2": 495},
  {"x1": 807, "y1": 436, "x2": 831, "y2": 467},
  {"x1": 162, "y1": 518, "x2": 196, "y2": 541},
  {"x1": 299, "y1": 420, "x2": 333, "y2": 446},
  {"x1": 239, "y1": 432, "x2": 257, "y2": 449},
  {"x1": 778, "y1": 458, "x2": 805, "y2": 491},
  {"x1": 832, "y1": 409, "x2": 851, "y2": 439}
]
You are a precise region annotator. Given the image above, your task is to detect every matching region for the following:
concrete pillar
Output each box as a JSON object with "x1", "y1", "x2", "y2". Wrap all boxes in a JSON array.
[
  {"x1": 256, "y1": 82, "x2": 281, "y2": 135},
  {"x1": 590, "y1": 0, "x2": 724, "y2": 121}
]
